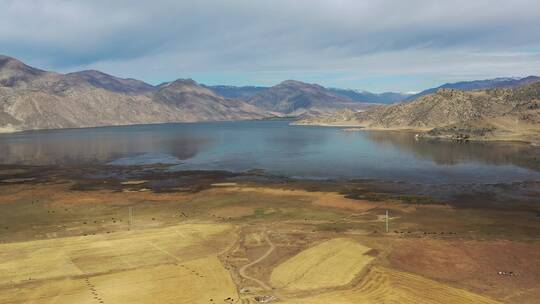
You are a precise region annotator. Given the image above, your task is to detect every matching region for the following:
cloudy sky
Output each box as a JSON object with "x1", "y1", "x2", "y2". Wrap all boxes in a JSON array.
[{"x1": 1, "y1": 0, "x2": 539, "y2": 92}]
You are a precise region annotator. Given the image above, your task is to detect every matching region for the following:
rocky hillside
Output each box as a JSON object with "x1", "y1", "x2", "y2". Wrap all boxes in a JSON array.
[
  {"x1": 246, "y1": 80, "x2": 365, "y2": 115},
  {"x1": 297, "y1": 83, "x2": 540, "y2": 144},
  {"x1": 0, "y1": 55, "x2": 267, "y2": 132},
  {"x1": 424, "y1": 85, "x2": 540, "y2": 143}
]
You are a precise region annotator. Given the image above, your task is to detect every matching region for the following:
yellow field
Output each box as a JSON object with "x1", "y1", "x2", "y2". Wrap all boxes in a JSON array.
[
  {"x1": 282, "y1": 266, "x2": 502, "y2": 304},
  {"x1": 270, "y1": 238, "x2": 374, "y2": 291},
  {"x1": 0, "y1": 256, "x2": 238, "y2": 304},
  {"x1": 0, "y1": 223, "x2": 238, "y2": 304}
]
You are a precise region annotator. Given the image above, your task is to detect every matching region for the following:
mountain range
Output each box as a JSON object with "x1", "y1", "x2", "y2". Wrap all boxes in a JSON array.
[
  {"x1": 0, "y1": 55, "x2": 266, "y2": 132},
  {"x1": 0, "y1": 55, "x2": 396, "y2": 132},
  {"x1": 207, "y1": 76, "x2": 540, "y2": 106},
  {"x1": 205, "y1": 84, "x2": 411, "y2": 104},
  {"x1": 1, "y1": 54, "x2": 540, "y2": 138},
  {"x1": 326, "y1": 88, "x2": 411, "y2": 104},
  {"x1": 244, "y1": 80, "x2": 366, "y2": 116}
]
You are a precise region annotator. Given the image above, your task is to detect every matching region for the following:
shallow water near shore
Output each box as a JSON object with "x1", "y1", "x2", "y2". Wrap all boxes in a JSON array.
[{"x1": 0, "y1": 120, "x2": 538, "y2": 184}]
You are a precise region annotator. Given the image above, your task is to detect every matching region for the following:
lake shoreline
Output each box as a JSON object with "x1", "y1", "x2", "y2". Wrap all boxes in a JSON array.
[
  {"x1": 1, "y1": 163, "x2": 538, "y2": 210},
  {"x1": 293, "y1": 121, "x2": 540, "y2": 145}
]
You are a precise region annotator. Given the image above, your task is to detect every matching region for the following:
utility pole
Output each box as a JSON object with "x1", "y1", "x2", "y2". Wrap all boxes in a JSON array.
[
  {"x1": 385, "y1": 210, "x2": 389, "y2": 233},
  {"x1": 129, "y1": 206, "x2": 133, "y2": 230}
]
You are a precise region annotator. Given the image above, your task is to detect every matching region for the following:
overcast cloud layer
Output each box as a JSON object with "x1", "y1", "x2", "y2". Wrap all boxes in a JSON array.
[{"x1": 1, "y1": 0, "x2": 539, "y2": 92}]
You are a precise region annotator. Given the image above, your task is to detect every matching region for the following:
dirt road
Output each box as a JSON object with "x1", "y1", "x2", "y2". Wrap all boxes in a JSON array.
[{"x1": 238, "y1": 232, "x2": 275, "y2": 291}]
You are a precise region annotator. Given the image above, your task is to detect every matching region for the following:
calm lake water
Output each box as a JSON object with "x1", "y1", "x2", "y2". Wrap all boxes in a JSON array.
[{"x1": 0, "y1": 120, "x2": 539, "y2": 184}]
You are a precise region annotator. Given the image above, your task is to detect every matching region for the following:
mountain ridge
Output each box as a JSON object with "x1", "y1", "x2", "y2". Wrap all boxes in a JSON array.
[
  {"x1": 327, "y1": 87, "x2": 411, "y2": 104},
  {"x1": 66, "y1": 70, "x2": 156, "y2": 94},
  {"x1": 205, "y1": 84, "x2": 410, "y2": 104},
  {"x1": 0, "y1": 55, "x2": 268, "y2": 132},
  {"x1": 2, "y1": 54, "x2": 540, "y2": 138},
  {"x1": 408, "y1": 76, "x2": 540, "y2": 100},
  {"x1": 245, "y1": 80, "x2": 367, "y2": 116}
]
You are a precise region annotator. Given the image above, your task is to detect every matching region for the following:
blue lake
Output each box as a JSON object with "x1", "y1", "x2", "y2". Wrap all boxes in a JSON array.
[{"x1": 0, "y1": 120, "x2": 539, "y2": 184}]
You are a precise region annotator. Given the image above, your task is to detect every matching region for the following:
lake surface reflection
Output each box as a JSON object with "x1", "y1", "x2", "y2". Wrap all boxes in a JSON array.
[{"x1": 0, "y1": 120, "x2": 538, "y2": 183}]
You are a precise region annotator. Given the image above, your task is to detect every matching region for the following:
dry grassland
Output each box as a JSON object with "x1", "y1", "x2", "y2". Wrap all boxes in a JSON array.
[
  {"x1": 270, "y1": 238, "x2": 374, "y2": 291},
  {"x1": 282, "y1": 266, "x2": 502, "y2": 304},
  {"x1": 0, "y1": 223, "x2": 237, "y2": 304},
  {"x1": 0, "y1": 169, "x2": 538, "y2": 304},
  {"x1": 0, "y1": 256, "x2": 237, "y2": 304}
]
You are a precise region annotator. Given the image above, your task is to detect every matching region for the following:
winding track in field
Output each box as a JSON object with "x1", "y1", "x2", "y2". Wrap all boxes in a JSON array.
[{"x1": 238, "y1": 232, "x2": 275, "y2": 291}]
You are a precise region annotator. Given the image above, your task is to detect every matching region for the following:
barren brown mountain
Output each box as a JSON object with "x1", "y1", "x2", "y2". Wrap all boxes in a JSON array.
[{"x1": 0, "y1": 55, "x2": 267, "y2": 132}]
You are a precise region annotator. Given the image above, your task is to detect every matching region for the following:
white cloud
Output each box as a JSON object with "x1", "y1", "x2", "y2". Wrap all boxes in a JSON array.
[{"x1": 0, "y1": 0, "x2": 539, "y2": 91}]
